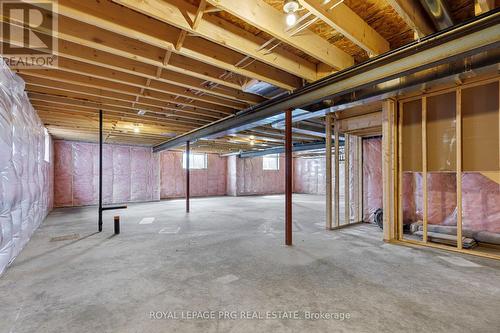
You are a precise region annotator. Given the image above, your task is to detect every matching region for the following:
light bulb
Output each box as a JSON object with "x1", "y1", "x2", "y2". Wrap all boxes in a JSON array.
[
  {"x1": 286, "y1": 12, "x2": 297, "y2": 26},
  {"x1": 134, "y1": 127, "x2": 140, "y2": 133},
  {"x1": 250, "y1": 140, "x2": 255, "y2": 146}
]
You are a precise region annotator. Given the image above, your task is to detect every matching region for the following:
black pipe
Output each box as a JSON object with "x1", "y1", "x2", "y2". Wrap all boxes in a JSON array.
[
  {"x1": 186, "y1": 141, "x2": 190, "y2": 213},
  {"x1": 285, "y1": 109, "x2": 292, "y2": 246},
  {"x1": 101, "y1": 205, "x2": 127, "y2": 211},
  {"x1": 98, "y1": 109, "x2": 103, "y2": 232},
  {"x1": 114, "y1": 216, "x2": 120, "y2": 235}
]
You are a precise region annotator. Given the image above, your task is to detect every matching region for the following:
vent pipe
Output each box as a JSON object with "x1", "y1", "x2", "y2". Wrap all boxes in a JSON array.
[{"x1": 419, "y1": 0, "x2": 454, "y2": 30}]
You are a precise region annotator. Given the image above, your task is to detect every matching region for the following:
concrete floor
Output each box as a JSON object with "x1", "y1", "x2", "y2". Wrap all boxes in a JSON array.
[{"x1": 1, "y1": 194, "x2": 500, "y2": 333}]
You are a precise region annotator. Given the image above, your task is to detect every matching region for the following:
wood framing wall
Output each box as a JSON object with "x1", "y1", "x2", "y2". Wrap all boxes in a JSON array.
[{"x1": 391, "y1": 75, "x2": 500, "y2": 260}]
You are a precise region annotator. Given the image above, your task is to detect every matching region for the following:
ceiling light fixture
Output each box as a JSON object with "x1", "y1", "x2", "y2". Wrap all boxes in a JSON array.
[
  {"x1": 133, "y1": 123, "x2": 141, "y2": 133},
  {"x1": 286, "y1": 13, "x2": 297, "y2": 26},
  {"x1": 137, "y1": 110, "x2": 146, "y2": 116},
  {"x1": 283, "y1": 0, "x2": 299, "y2": 13},
  {"x1": 283, "y1": 0, "x2": 300, "y2": 27}
]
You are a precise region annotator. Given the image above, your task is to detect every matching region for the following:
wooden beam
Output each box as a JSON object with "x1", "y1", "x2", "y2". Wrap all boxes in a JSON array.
[
  {"x1": 175, "y1": 30, "x2": 188, "y2": 51},
  {"x1": 456, "y1": 88, "x2": 463, "y2": 249},
  {"x1": 111, "y1": 0, "x2": 316, "y2": 82},
  {"x1": 475, "y1": 0, "x2": 495, "y2": 15},
  {"x1": 14, "y1": 2, "x2": 295, "y2": 91},
  {"x1": 385, "y1": 0, "x2": 434, "y2": 38},
  {"x1": 22, "y1": 74, "x2": 227, "y2": 120},
  {"x1": 28, "y1": 92, "x2": 210, "y2": 127},
  {"x1": 344, "y1": 134, "x2": 350, "y2": 225},
  {"x1": 334, "y1": 117, "x2": 340, "y2": 227},
  {"x1": 326, "y1": 115, "x2": 333, "y2": 230},
  {"x1": 192, "y1": 0, "x2": 207, "y2": 30},
  {"x1": 18, "y1": 67, "x2": 237, "y2": 114},
  {"x1": 205, "y1": 0, "x2": 353, "y2": 70},
  {"x1": 300, "y1": 0, "x2": 390, "y2": 55},
  {"x1": 55, "y1": 0, "x2": 311, "y2": 86},
  {"x1": 382, "y1": 99, "x2": 397, "y2": 241},
  {"x1": 0, "y1": 12, "x2": 250, "y2": 93},
  {"x1": 422, "y1": 96, "x2": 428, "y2": 243}
]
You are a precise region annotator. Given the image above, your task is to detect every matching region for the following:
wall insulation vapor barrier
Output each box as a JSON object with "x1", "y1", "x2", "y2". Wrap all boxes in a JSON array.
[
  {"x1": 398, "y1": 79, "x2": 500, "y2": 256},
  {"x1": 0, "y1": 61, "x2": 53, "y2": 275}
]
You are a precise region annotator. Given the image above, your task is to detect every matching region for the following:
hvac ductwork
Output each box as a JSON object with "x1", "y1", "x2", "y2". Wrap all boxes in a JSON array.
[{"x1": 419, "y1": 0, "x2": 454, "y2": 30}]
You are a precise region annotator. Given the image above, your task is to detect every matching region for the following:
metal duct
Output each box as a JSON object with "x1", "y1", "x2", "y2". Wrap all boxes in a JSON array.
[
  {"x1": 419, "y1": 0, "x2": 454, "y2": 30},
  {"x1": 238, "y1": 141, "x2": 334, "y2": 158}
]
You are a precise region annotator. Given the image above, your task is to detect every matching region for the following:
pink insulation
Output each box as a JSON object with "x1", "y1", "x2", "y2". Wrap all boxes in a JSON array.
[
  {"x1": 159, "y1": 151, "x2": 226, "y2": 199},
  {"x1": 293, "y1": 157, "x2": 327, "y2": 194},
  {"x1": 363, "y1": 137, "x2": 383, "y2": 222},
  {"x1": 234, "y1": 156, "x2": 285, "y2": 195},
  {"x1": 0, "y1": 60, "x2": 53, "y2": 275},
  {"x1": 462, "y1": 173, "x2": 500, "y2": 233},
  {"x1": 427, "y1": 173, "x2": 457, "y2": 226},
  {"x1": 402, "y1": 172, "x2": 500, "y2": 233},
  {"x1": 54, "y1": 141, "x2": 160, "y2": 207},
  {"x1": 402, "y1": 172, "x2": 423, "y2": 224},
  {"x1": 226, "y1": 155, "x2": 237, "y2": 196}
]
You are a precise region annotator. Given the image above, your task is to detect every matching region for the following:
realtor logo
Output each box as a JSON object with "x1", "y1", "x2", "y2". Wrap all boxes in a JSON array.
[{"x1": 1, "y1": 0, "x2": 58, "y2": 68}]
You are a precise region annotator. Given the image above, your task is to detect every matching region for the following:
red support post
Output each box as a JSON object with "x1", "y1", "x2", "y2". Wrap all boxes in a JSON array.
[
  {"x1": 285, "y1": 109, "x2": 293, "y2": 246},
  {"x1": 186, "y1": 141, "x2": 190, "y2": 213}
]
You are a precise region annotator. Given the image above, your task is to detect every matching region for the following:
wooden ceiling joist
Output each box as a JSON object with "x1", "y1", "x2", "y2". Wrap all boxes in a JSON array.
[
  {"x1": 31, "y1": 101, "x2": 195, "y2": 137},
  {"x1": 0, "y1": 0, "x2": 444, "y2": 149},
  {"x1": 16, "y1": 65, "x2": 240, "y2": 113},
  {"x1": 385, "y1": 0, "x2": 434, "y2": 38},
  {"x1": 299, "y1": 0, "x2": 390, "y2": 55},
  {"x1": 27, "y1": 92, "x2": 211, "y2": 128},
  {"x1": 49, "y1": 0, "x2": 304, "y2": 90},
  {"x1": 23, "y1": 77, "x2": 227, "y2": 122},
  {"x1": 204, "y1": 0, "x2": 354, "y2": 71},
  {"x1": 110, "y1": 0, "x2": 317, "y2": 82}
]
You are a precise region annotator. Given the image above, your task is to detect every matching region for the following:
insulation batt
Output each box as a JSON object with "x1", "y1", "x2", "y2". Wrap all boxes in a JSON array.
[
  {"x1": 54, "y1": 140, "x2": 160, "y2": 207},
  {"x1": 160, "y1": 151, "x2": 226, "y2": 199},
  {"x1": 403, "y1": 172, "x2": 500, "y2": 233},
  {"x1": 0, "y1": 60, "x2": 53, "y2": 275},
  {"x1": 363, "y1": 138, "x2": 383, "y2": 222},
  {"x1": 236, "y1": 156, "x2": 285, "y2": 196}
]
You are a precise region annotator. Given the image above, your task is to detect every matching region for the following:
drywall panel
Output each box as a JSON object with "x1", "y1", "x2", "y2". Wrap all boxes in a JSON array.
[
  {"x1": 462, "y1": 81, "x2": 499, "y2": 172},
  {"x1": 402, "y1": 99, "x2": 422, "y2": 172},
  {"x1": 427, "y1": 92, "x2": 456, "y2": 171}
]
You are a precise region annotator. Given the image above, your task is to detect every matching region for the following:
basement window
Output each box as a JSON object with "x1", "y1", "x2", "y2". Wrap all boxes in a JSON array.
[
  {"x1": 263, "y1": 154, "x2": 280, "y2": 171},
  {"x1": 183, "y1": 153, "x2": 208, "y2": 169}
]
